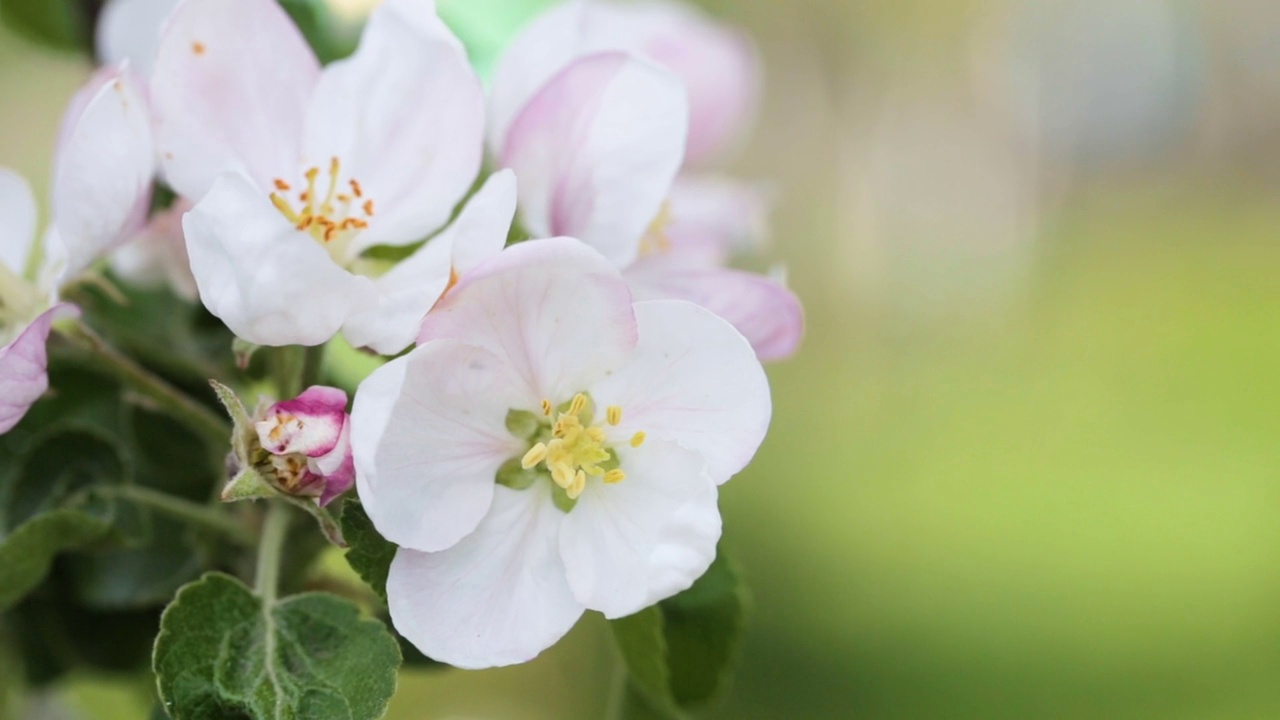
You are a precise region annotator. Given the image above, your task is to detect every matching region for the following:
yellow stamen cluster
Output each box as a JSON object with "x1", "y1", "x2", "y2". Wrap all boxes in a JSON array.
[
  {"x1": 520, "y1": 394, "x2": 645, "y2": 500},
  {"x1": 270, "y1": 157, "x2": 374, "y2": 249}
]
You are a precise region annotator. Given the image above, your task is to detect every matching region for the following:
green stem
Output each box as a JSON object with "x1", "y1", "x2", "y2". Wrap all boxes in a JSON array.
[
  {"x1": 58, "y1": 321, "x2": 230, "y2": 446},
  {"x1": 255, "y1": 503, "x2": 291, "y2": 602},
  {"x1": 99, "y1": 485, "x2": 255, "y2": 547},
  {"x1": 300, "y1": 343, "x2": 327, "y2": 390},
  {"x1": 270, "y1": 346, "x2": 304, "y2": 399}
]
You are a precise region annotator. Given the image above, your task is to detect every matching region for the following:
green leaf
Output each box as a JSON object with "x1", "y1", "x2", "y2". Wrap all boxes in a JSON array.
[
  {"x1": 65, "y1": 514, "x2": 203, "y2": 610},
  {"x1": 154, "y1": 572, "x2": 400, "y2": 720},
  {"x1": 0, "y1": 507, "x2": 112, "y2": 613},
  {"x1": 616, "y1": 681, "x2": 684, "y2": 720},
  {"x1": 340, "y1": 502, "x2": 395, "y2": 602},
  {"x1": 0, "y1": 0, "x2": 87, "y2": 51},
  {"x1": 611, "y1": 547, "x2": 749, "y2": 714}
]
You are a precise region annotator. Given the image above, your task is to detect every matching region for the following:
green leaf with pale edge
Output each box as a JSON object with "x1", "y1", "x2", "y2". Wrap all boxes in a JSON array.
[
  {"x1": 611, "y1": 547, "x2": 748, "y2": 714},
  {"x1": 341, "y1": 502, "x2": 394, "y2": 602},
  {"x1": 0, "y1": 0, "x2": 86, "y2": 51},
  {"x1": 0, "y1": 507, "x2": 112, "y2": 612},
  {"x1": 154, "y1": 572, "x2": 400, "y2": 720}
]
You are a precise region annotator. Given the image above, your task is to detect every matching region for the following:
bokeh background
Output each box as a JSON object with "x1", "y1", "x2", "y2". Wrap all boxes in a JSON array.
[{"x1": 4, "y1": 0, "x2": 1280, "y2": 717}]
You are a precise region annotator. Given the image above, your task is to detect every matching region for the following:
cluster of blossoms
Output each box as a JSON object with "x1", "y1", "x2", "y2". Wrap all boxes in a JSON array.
[{"x1": 1, "y1": 0, "x2": 802, "y2": 668}]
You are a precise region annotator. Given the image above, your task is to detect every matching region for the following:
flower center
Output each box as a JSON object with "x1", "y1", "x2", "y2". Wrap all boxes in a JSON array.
[
  {"x1": 270, "y1": 157, "x2": 375, "y2": 260},
  {"x1": 517, "y1": 393, "x2": 646, "y2": 501},
  {"x1": 638, "y1": 201, "x2": 673, "y2": 256}
]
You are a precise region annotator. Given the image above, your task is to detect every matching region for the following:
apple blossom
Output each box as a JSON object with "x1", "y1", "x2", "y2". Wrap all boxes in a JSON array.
[
  {"x1": 254, "y1": 386, "x2": 355, "y2": 507},
  {"x1": 351, "y1": 238, "x2": 771, "y2": 668},
  {"x1": 152, "y1": 0, "x2": 487, "y2": 348},
  {"x1": 489, "y1": 5, "x2": 804, "y2": 362},
  {"x1": 96, "y1": 0, "x2": 182, "y2": 78},
  {"x1": 0, "y1": 67, "x2": 153, "y2": 434}
]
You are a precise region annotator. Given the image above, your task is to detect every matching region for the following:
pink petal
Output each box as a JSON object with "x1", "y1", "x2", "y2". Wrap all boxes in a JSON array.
[
  {"x1": 500, "y1": 52, "x2": 687, "y2": 268},
  {"x1": 387, "y1": 486, "x2": 583, "y2": 669},
  {"x1": 0, "y1": 169, "x2": 37, "y2": 276},
  {"x1": 666, "y1": 174, "x2": 774, "y2": 265},
  {"x1": 418, "y1": 238, "x2": 637, "y2": 403},
  {"x1": 625, "y1": 259, "x2": 804, "y2": 362},
  {"x1": 255, "y1": 385, "x2": 349, "y2": 458},
  {"x1": 53, "y1": 66, "x2": 155, "y2": 281},
  {"x1": 314, "y1": 418, "x2": 354, "y2": 507},
  {"x1": 96, "y1": 0, "x2": 181, "y2": 79},
  {"x1": 182, "y1": 173, "x2": 376, "y2": 347},
  {"x1": 559, "y1": 439, "x2": 720, "y2": 619},
  {"x1": 589, "y1": 300, "x2": 771, "y2": 485},
  {"x1": 151, "y1": 0, "x2": 319, "y2": 201},
  {"x1": 0, "y1": 304, "x2": 80, "y2": 435},
  {"x1": 351, "y1": 340, "x2": 529, "y2": 552},
  {"x1": 303, "y1": 0, "x2": 484, "y2": 255}
]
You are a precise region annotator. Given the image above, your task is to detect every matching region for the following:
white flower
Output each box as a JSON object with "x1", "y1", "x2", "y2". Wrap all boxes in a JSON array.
[
  {"x1": 1, "y1": 67, "x2": 153, "y2": 433},
  {"x1": 351, "y1": 238, "x2": 771, "y2": 668},
  {"x1": 96, "y1": 0, "x2": 181, "y2": 79},
  {"x1": 151, "y1": 0, "x2": 488, "y2": 349}
]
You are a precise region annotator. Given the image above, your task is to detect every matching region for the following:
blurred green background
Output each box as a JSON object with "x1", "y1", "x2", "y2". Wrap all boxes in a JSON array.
[{"x1": 5, "y1": 0, "x2": 1280, "y2": 717}]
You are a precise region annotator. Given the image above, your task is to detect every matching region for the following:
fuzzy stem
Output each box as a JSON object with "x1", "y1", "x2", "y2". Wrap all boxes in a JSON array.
[
  {"x1": 58, "y1": 321, "x2": 230, "y2": 446},
  {"x1": 99, "y1": 484, "x2": 254, "y2": 547},
  {"x1": 255, "y1": 503, "x2": 291, "y2": 603}
]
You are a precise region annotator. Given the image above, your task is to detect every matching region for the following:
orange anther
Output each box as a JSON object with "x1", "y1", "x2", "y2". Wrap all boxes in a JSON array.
[
  {"x1": 274, "y1": 179, "x2": 291, "y2": 191},
  {"x1": 349, "y1": 179, "x2": 363, "y2": 198},
  {"x1": 363, "y1": 199, "x2": 375, "y2": 217}
]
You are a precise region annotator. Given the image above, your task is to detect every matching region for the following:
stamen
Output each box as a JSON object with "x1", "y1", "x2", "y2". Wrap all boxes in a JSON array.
[
  {"x1": 270, "y1": 193, "x2": 301, "y2": 223},
  {"x1": 604, "y1": 469, "x2": 626, "y2": 484},
  {"x1": 606, "y1": 406, "x2": 622, "y2": 426},
  {"x1": 363, "y1": 199, "x2": 375, "y2": 217},
  {"x1": 521, "y1": 443, "x2": 548, "y2": 469},
  {"x1": 630, "y1": 431, "x2": 646, "y2": 448},
  {"x1": 541, "y1": 399, "x2": 552, "y2": 416},
  {"x1": 568, "y1": 393, "x2": 587, "y2": 416},
  {"x1": 273, "y1": 179, "x2": 291, "y2": 191},
  {"x1": 349, "y1": 179, "x2": 364, "y2": 198},
  {"x1": 568, "y1": 470, "x2": 586, "y2": 499}
]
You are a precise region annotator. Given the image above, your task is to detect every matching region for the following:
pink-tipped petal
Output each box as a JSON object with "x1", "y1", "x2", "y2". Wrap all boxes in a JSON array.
[
  {"x1": 387, "y1": 486, "x2": 583, "y2": 669},
  {"x1": 559, "y1": 440, "x2": 720, "y2": 619},
  {"x1": 303, "y1": 0, "x2": 484, "y2": 255},
  {"x1": 351, "y1": 340, "x2": 529, "y2": 553},
  {"x1": 500, "y1": 52, "x2": 687, "y2": 268},
  {"x1": 0, "y1": 169, "x2": 37, "y2": 275},
  {"x1": 0, "y1": 304, "x2": 79, "y2": 434},
  {"x1": 590, "y1": 300, "x2": 771, "y2": 485},
  {"x1": 341, "y1": 170, "x2": 515, "y2": 356},
  {"x1": 418, "y1": 237, "x2": 637, "y2": 402},
  {"x1": 96, "y1": 0, "x2": 181, "y2": 78},
  {"x1": 151, "y1": 0, "x2": 319, "y2": 201},
  {"x1": 53, "y1": 67, "x2": 155, "y2": 281},
  {"x1": 315, "y1": 418, "x2": 355, "y2": 507},
  {"x1": 255, "y1": 385, "x2": 349, "y2": 458},
  {"x1": 182, "y1": 173, "x2": 376, "y2": 347},
  {"x1": 625, "y1": 261, "x2": 804, "y2": 362}
]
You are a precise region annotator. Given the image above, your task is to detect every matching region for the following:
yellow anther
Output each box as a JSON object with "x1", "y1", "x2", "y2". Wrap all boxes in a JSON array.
[
  {"x1": 521, "y1": 443, "x2": 548, "y2": 469},
  {"x1": 604, "y1": 469, "x2": 626, "y2": 484},
  {"x1": 606, "y1": 406, "x2": 622, "y2": 426},
  {"x1": 568, "y1": 393, "x2": 587, "y2": 416},
  {"x1": 271, "y1": 158, "x2": 373, "y2": 250},
  {"x1": 270, "y1": 193, "x2": 301, "y2": 223},
  {"x1": 630, "y1": 431, "x2": 646, "y2": 448},
  {"x1": 541, "y1": 399, "x2": 552, "y2": 417},
  {"x1": 567, "y1": 470, "x2": 586, "y2": 499}
]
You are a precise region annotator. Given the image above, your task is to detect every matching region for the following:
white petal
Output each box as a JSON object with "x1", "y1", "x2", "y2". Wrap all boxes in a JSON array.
[
  {"x1": 53, "y1": 68, "x2": 154, "y2": 282},
  {"x1": 109, "y1": 198, "x2": 198, "y2": 301},
  {"x1": 487, "y1": 0, "x2": 589, "y2": 153},
  {"x1": 351, "y1": 339, "x2": 530, "y2": 552},
  {"x1": 625, "y1": 261, "x2": 804, "y2": 363},
  {"x1": 303, "y1": 0, "x2": 484, "y2": 255},
  {"x1": 0, "y1": 169, "x2": 37, "y2": 276},
  {"x1": 559, "y1": 439, "x2": 720, "y2": 619},
  {"x1": 500, "y1": 52, "x2": 687, "y2": 267},
  {"x1": 418, "y1": 237, "x2": 636, "y2": 402},
  {"x1": 666, "y1": 174, "x2": 774, "y2": 264},
  {"x1": 182, "y1": 173, "x2": 374, "y2": 347},
  {"x1": 150, "y1": 0, "x2": 318, "y2": 201},
  {"x1": 0, "y1": 304, "x2": 79, "y2": 435},
  {"x1": 341, "y1": 170, "x2": 515, "y2": 356},
  {"x1": 96, "y1": 0, "x2": 181, "y2": 79},
  {"x1": 387, "y1": 486, "x2": 583, "y2": 669},
  {"x1": 590, "y1": 300, "x2": 770, "y2": 485}
]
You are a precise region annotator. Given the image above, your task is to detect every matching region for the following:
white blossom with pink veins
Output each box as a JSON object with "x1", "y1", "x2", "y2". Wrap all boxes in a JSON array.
[
  {"x1": 96, "y1": 0, "x2": 182, "y2": 78},
  {"x1": 152, "y1": 0, "x2": 489, "y2": 350},
  {"x1": 351, "y1": 238, "x2": 771, "y2": 668},
  {"x1": 0, "y1": 67, "x2": 154, "y2": 434},
  {"x1": 488, "y1": 1, "x2": 804, "y2": 362}
]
